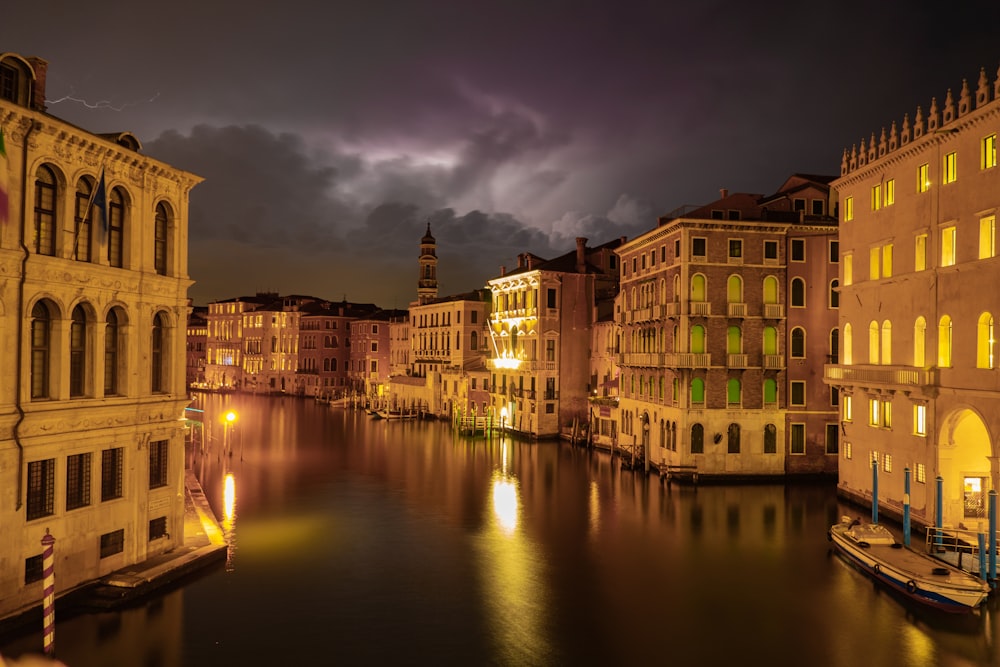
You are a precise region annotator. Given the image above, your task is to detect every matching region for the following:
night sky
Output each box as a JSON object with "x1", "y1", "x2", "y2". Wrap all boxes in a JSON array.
[{"x1": 5, "y1": 1, "x2": 1000, "y2": 307}]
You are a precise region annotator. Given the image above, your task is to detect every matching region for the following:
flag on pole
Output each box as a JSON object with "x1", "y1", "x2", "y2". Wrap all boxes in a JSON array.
[
  {"x1": 0, "y1": 128, "x2": 9, "y2": 225},
  {"x1": 86, "y1": 167, "x2": 109, "y2": 243}
]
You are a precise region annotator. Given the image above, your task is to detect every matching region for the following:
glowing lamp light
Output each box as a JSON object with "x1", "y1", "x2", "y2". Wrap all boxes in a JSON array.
[
  {"x1": 493, "y1": 350, "x2": 522, "y2": 369},
  {"x1": 225, "y1": 410, "x2": 237, "y2": 423}
]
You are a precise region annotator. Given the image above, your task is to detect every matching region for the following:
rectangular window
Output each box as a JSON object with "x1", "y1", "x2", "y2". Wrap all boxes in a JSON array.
[
  {"x1": 369, "y1": 360, "x2": 377, "y2": 373},
  {"x1": 883, "y1": 453, "x2": 893, "y2": 473},
  {"x1": 790, "y1": 424, "x2": 805, "y2": 454},
  {"x1": 790, "y1": 381, "x2": 806, "y2": 406},
  {"x1": 812, "y1": 199, "x2": 825, "y2": 216},
  {"x1": 979, "y1": 215, "x2": 996, "y2": 259},
  {"x1": 942, "y1": 226, "x2": 957, "y2": 267},
  {"x1": 764, "y1": 240, "x2": 778, "y2": 261},
  {"x1": 101, "y1": 447, "x2": 124, "y2": 501},
  {"x1": 869, "y1": 247, "x2": 880, "y2": 280},
  {"x1": 983, "y1": 133, "x2": 997, "y2": 170},
  {"x1": 829, "y1": 241, "x2": 839, "y2": 263},
  {"x1": 546, "y1": 288, "x2": 556, "y2": 308},
  {"x1": 882, "y1": 244, "x2": 893, "y2": 278},
  {"x1": 884, "y1": 179, "x2": 895, "y2": 206},
  {"x1": 791, "y1": 239, "x2": 805, "y2": 262},
  {"x1": 793, "y1": 198, "x2": 805, "y2": 211},
  {"x1": 915, "y1": 234, "x2": 927, "y2": 271},
  {"x1": 844, "y1": 441, "x2": 853, "y2": 460},
  {"x1": 100, "y1": 529, "x2": 125, "y2": 559},
  {"x1": 844, "y1": 196, "x2": 854, "y2": 222},
  {"x1": 871, "y1": 184, "x2": 882, "y2": 210},
  {"x1": 869, "y1": 398, "x2": 880, "y2": 426},
  {"x1": 25, "y1": 554, "x2": 44, "y2": 584},
  {"x1": 825, "y1": 423, "x2": 839, "y2": 455},
  {"x1": 546, "y1": 339, "x2": 556, "y2": 362},
  {"x1": 692, "y1": 237, "x2": 707, "y2": 258},
  {"x1": 943, "y1": 151, "x2": 957, "y2": 184},
  {"x1": 883, "y1": 401, "x2": 892, "y2": 428},
  {"x1": 914, "y1": 404, "x2": 927, "y2": 436},
  {"x1": 918, "y1": 163, "x2": 930, "y2": 192},
  {"x1": 728, "y1": 239, "x2": 742, "y2": 259},
  {"x1": 843, "y1": 254, "x2": 853, "y2": 286},
  {"x1": 66, "y1": 452, "x2": 92, "y2": 511},
  {"x1": 843, "y1": 395, "x2": 853, "y2": 421},
  {"x1": 149, "y1": 440, "x2": 168, "y2": 489},
  {"x1": 916, "y1": 463, "x2": 926, "y2": 483},
  {"x1": 149, "y1": 516, "x2": 168, "y2": 541},
  {"x1": 370, "y1": 342, "x2": 378, "y2": 352},
  {"x1": 830, "y1": 386, "x2": 839, "y2": 407},
  {"x1": 27, "y1": 459, "x2": 55, "y2": 521},
  {"x1": 674, "y1": 239, "x2": 680, "y2": 257}
]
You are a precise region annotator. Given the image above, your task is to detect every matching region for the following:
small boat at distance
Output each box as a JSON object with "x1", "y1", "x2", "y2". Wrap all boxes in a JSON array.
[
  {"x1": 375, "y1": 408, "x2": 418, "y2": 420},
  {"x1": 828, "y1": 516, "x2": 991, "y2": 613}
]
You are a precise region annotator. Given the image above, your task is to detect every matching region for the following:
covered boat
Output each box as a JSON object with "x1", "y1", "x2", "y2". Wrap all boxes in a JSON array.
[{"x1": 828, "y1": 516, "x2": 991, "y2": 613}]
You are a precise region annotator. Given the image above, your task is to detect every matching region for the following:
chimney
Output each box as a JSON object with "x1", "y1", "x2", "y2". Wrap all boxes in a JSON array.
[
  {"x1": 576, "y1": 237, "x2": 587, "y2": 273},
  {"x1": 527, "y1": 255, "x2": 533, "y2": 270},
  {"x1": 26, "y1": 57, "x2": 48, "y2": 112},
  {"x1": 720, "y1": 188, "x2": 728, "y2": 199},
  {"x1": 500, "y1": 265, "x2": 506, "y2": 276},
  {"x1": 518, "y1": 253, "x2": 525, "y2": 269}
]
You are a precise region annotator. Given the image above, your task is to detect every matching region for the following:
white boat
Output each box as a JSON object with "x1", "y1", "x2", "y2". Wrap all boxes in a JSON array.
[{"x1": 828, "y1": 516, "x2": 991, "y2": 613}]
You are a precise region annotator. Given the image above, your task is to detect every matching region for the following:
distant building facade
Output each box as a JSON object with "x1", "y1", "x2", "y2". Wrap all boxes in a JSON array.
[
  {"x1": 186, "y1": 305, "x2": 208, "y2": 387},
  {"x1": 827, "y1": 67, "x2": 1000, "y2": 530},
  {"x1": 0, "y1": 52, "x2": 201, "y2": 619}
]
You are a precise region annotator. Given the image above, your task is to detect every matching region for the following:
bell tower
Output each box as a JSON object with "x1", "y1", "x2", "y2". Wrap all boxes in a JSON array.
[{"x1": 417, "y1": 222, "x2": 438, "y2": 304}]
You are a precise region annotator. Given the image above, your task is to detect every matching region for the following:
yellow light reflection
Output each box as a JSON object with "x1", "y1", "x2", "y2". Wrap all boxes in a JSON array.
[
  {"x1": 222, "y1": 472, "x2": 237, "y2": 571},
  {"x1": 588, "y1": 481, "x2": 601, "y2": 538},
  {"x1": 492, "y1": 476, "x2": 519, "y2": 535}
]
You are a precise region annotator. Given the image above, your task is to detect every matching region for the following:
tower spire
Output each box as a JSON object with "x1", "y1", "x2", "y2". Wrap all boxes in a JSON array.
[{"x1": 417, "y1": 220, "x2": 438, "y2": 305}]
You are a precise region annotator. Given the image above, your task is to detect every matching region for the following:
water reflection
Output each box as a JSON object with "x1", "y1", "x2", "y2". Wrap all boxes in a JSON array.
[{"x1": 222, "y1": 472, "x2": 237, "y2": 571}]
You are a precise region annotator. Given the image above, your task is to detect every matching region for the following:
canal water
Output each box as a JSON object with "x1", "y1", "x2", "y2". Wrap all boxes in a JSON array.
[{"x1": 2, "y1": 393, "x2": 999, "y2": 666}]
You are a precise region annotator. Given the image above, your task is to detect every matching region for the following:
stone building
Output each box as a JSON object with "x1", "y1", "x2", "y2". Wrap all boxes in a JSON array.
[
  {"x1": 0, "y1": 51, "x2": 201, "y2": 619},
  {"x1": 186, "y1": 305, "x2": 208, "y2": 387},
  {"x1": 827, "y1": 66, "x2": 1000, "y2": 530},
  {"x1": 616, "y1": 176, "x2": 839, "y2": 478}
]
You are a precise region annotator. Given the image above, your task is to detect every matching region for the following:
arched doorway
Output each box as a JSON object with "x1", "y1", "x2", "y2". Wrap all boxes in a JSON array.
[{"x1": 938, "y1": 407, "x2": 994, "y2": 529}]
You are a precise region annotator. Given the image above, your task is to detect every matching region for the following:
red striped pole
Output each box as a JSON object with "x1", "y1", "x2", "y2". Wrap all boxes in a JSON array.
[{"x1": 41, "y1": 529, "x2": 55, "y2": 656}]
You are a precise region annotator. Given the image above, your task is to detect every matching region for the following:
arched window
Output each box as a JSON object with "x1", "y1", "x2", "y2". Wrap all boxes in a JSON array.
[
  {"x1": 764, "y1": 423, "x2": 777, "y2": 453},
  {"x1": 790, "y1": 277, "x2": 805, "y2": 307},
  {"x1": 70, "y1": 305, "x2": 88, "y2": 397},
  {"x1": 331, "y1": 358, "x2": 337, "y2": 372},
  {"x1": 844, "y1": 323, "x2": 853, "y2": 365},
  {"x1": 869, "y1": 320, "x2": 880, "y2": 364},
  {"x1": 938, "y1": 315, "x2": 953, "y2": 367},
  {"x1": 763, "y1": 326, "x2": 778, "y2": 355},
  {"x1": 323, "y1": 358, "x2": 330, "y2": 372},
  {"x1": 691, "y1": 325, "x2": 706, "y2": 354},
  {"x1": 763, "y1": 276, "x2": 779, "y2": 304},
  {"x1": 727, "y1": 378, "x2": 741, "y2": 405},
  {"x1": 108, "y1": 187, "x2": 125, "y2": 268},
  {"x1": 763, "y1": 378, "x2": 777, "y2": 405},
  {"x1": 830, "y1": 279, "x2": 839, "y2": 308},
  {"x1": 978, "y1": 312, "x2": 995, "y2": 369},
  {"x1": 727, "y1": 275, "x2": 742, "y2": 303},
  {"x1": 881, "y1": 320, "x2": 892, "y2": 365},
  {"x1": 673, "y1": 275, "x2": 680, "y2": 302},
  {"x1": 830, "y1": 328, "x2": 840, "y2": 364},
  {"x1": 691, "y1": 274, "x2": 707, "y2": 301},
  {"x1": 34, "y1": 165, "x2": 57, "y2": 256},
  {"x1": 727, "y1": 422, "x2": 741, "y2": 453},
  {"x1": 914, "y1": 317, "x2": 926, "y2": 367},
  {"x1": 154, "y1": 202, "x2": 169, "y2": 275},
  {"x1": 691, "y1": 378, "x2": 705, "y2": 404},
  {"x1": 691, "y1": 423, "x2": 704, "y2": 453},
  {"x1": 790, "y1": 327, "x2": 805, "y2": 358},
  {"x1": 152, "y1": 312, "x2": 166, "y2": 392},
  {"x1": 105, "y1": 308, "x2": 122, "y2": 396},
  {"x1": 74, "y1": 177, "x2": 93, "y2": 262},
  {"x1": 30, "y1": 301, "x2": 53, "y2": 399},
  {"x1": 727, "y1": 326, "x2": 742, "y2": 354}
]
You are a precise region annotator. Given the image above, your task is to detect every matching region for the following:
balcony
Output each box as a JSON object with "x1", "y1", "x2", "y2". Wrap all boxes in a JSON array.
[
  {"x1": 727, "y1": 354, "x2": 749, "y2": 369},
  {"x1": 689, "y1": 301, "x2": 711, "y2": 317},
  {"x1": 622, "y1": 353, "x2": 664, "y2": 367},
  {"x1": 632, "y1": 307, "x2": 653, "y2": 322},
  {"x1": 664, "y1": 302, "x2": 680, "y2": 317},
  {"x1": 824, "y1": 364, "x2": 939, "y2": 389},
  {"x1": 763, "y1": 303, "x2": 784, "y2": 319},
  {"x1": 763, "y1": 354, "x2": 784, "y2": 370},
  {"x1": 727, "y1": 302, "x2": 747, "y2": 318},
  {"x1": 663, "y1": 353, "x2": 711, "y2": 368}
]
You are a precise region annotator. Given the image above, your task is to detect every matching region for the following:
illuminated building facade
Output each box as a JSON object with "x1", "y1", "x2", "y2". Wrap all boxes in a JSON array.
[
  {"x1": 827, "y1": 67, "x2": 1000, "y2": 530},
  {"x1": 616, "y1": 176, "x2": 839, "y2": 477},
  {"x1": 186, "y1": 305, "x2": 208, "y2": 387},
  {"x1": 204, "y1": 294, "x2": 269, "y2": 390},
  {"x1": 487, "y1": 237, "x2": 622, "y2": 438},
  {"x1": 0, "y1": 52, "x2": 201, "y2": 619},
  {"x1": 299, "y1": 300, "x2": 379, "y2": 400},
  {"x1": 349, "y1": 310, "x2": 406, "y2": 402}
]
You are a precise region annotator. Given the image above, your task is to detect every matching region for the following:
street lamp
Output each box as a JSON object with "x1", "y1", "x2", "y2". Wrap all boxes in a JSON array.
[{"x1": 223, "y1": 410, "x2": 238, "y2": 458}]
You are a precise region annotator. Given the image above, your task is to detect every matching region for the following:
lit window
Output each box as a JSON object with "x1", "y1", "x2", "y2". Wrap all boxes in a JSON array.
[
  {"x1": 869, "y1": 398, "x2": 880, "y2": 426},
  {"x1": 916, "y1": 463, "x2": 926, "y2": 483},
  {"x1": 977, "y1": 312, "x2": 994, "y2": 369},
  {"x1": 941, "y1": 226, "x2": 957, "y2": 267},
  {"x1": 983, "y1": 134, "x2": 997, "y2": 170},
  {"x1": 844, "y1": 196, "x2": 854, "y2": 222},
  {"x1": 869, "y1": 247, "x2": 880, "y2": 280},
  {"x1": 938, "y1": 315, "x2": 953, "y2": 367},
  {"x1": 843, "y1": 254, "x2": 853, "y2": 286},
  {"x1": 918, "y1": 163, "x2": 930, "y2": 192},
  {"x1": 843, "y1": 395, "x2": 853, "y2": 421},
  {"x1": 884, "y1": 179, "x2": 894, "y2": 206},
  {"x1": 871, "y1": 184, "x2": 882, "y2": 210},
  {"x1": 943, "y1": 152, "x2": 957, "y2": 184},
  {"x1": 883, "y1": 453, "x2": 893, "y2": 473},
  {"x1": 914, "y1": 404, "x2": 927, "y2": 436},
  {"x1": 979, "y1": 215, "x2": 996, "y2": 259},
  {"x1": 844, "y1": 441, "x2": 853, "y2": 460},
  {"x1": 915, "y1": 234, "x2": 927, "y2": 271},
  {"x1": 882, "y1": 244, "x2": 893, "y2": 277}
]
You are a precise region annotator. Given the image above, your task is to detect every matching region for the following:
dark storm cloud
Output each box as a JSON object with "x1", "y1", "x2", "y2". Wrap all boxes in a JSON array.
[{"x1": 7, "y1": 0, "x2": 1000, "y2": 305}]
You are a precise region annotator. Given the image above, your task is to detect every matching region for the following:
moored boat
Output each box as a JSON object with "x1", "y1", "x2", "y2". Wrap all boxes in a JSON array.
[{"x1": 828, "y1": 516, "x2": 991, "y2": 613}]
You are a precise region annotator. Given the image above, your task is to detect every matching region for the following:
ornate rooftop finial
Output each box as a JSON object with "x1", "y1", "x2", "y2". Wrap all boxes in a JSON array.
[
  {"x1": 901, "y1": 113, "x2": 911, "y2": 145},
  {"x1": 977, "y1": 67, "x2": 989, "y2": 108},
  {"x1": 943, "y1": 88, "x2": 955, "y2": 123},
  {"x1": 995, "y1": 63, "x2": 1000, "y2": 100},
  {"x1": 928, "y1": 97, "x2": 940, "y2": 131},
  {"x1": 841, "y1": 148, "x2": 848, "y2": 176},
  {"x1": 878, "y1": 127, "x2": 888, "y2": 156},
  {"x1": 959, "y1": 78, "x2": 971, "y2": 116},
  {"x1": 888, "y1": 121, "x2": 898, "y2": 151},
  {"x1": 914, "y1": 105, "x2": 924, "y2": 138}
]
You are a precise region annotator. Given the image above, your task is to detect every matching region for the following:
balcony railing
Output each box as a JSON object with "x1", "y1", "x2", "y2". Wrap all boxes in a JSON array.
[
  {"x1": 727, "y1": 302, "x2": 747, "y2": 318},
  {"x1": 663, "y1": 353, "x2": 711, "y2": 368},
  {"x1": 763, "y1": 354, "x2": 784, "y2": 369},
  {"x1": 664, "y1": 302, "x2": 680, "y2": 317},
  {"x1": 690, "y1": 301, "x2": 711, "y2": 316},
  {"x1": 763, "y1": 303, "x2": 784, "y2": 319},
  {"x1": 622, "y1": 353, "x2": 664, "y2": 367},
  {"x1": 727, "y1": 354, "x2": 749, "y2": 368},
  {"x1": 824, "y1": 364, "x2": 938, "y2": 388}
]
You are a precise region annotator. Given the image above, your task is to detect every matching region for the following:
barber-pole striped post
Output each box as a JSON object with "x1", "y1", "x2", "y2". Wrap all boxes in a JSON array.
[{"x1": 41, "y1": 529, "x2": 55, "y2": 655}]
